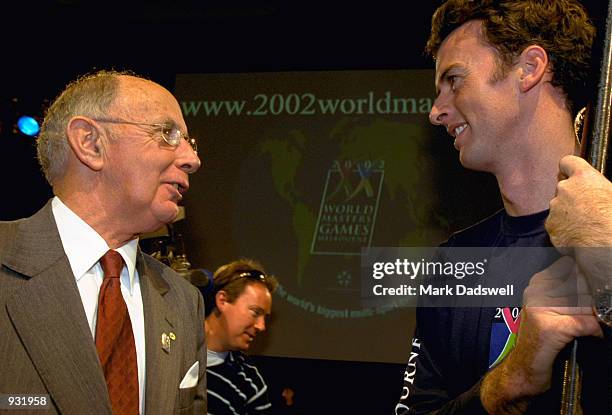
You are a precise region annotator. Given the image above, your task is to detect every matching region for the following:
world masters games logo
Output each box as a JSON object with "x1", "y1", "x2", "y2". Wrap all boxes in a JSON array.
[{"x1": 311, "y1": 160, "x2": 385, "y2": 255}]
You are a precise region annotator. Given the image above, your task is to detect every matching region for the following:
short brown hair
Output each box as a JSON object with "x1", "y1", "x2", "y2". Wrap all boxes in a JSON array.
[
  {"x1": 426, "y1": 0, "x2": 595, "y2": 114},
  {"x1": 210, "y1": 258, "x2": 278, "y2": 313}
]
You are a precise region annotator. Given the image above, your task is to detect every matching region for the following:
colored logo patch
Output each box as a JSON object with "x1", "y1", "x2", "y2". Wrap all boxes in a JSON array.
[{"x1": 489, "y1": 307, "x2": 521, "y2": 368}]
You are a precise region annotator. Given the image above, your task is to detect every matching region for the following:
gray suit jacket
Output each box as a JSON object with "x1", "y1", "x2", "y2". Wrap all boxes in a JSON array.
[{"x1": 0, "y1": 201, "x2": 207, "y2": 414}]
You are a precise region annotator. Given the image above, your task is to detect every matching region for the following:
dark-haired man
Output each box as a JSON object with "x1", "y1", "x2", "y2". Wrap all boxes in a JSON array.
[{"x1": 395, "y1": 1, "x2": 605, "y2": 413}]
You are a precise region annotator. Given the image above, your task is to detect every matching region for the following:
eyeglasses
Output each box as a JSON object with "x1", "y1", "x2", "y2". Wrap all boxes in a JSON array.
[{"x1": 92, "y1": 118, "x2": 198, "y2": 154}]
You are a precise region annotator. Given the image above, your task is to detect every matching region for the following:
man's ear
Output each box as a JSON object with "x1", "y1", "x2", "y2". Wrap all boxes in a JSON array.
[
  {"x1": 66, "y1": 116, "x2": 105, "y2": 171},
  {"x1": 518, "y1": 45, "x2": 549, "y2": 93},
  {"x1": 215, "y1": 290, "x2": 229, "y2": 311}
]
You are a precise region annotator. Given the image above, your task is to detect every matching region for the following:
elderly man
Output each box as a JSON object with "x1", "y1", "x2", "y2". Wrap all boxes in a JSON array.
[{"x1": 0, "y1": 70, "x2": 206, "y2": 414}]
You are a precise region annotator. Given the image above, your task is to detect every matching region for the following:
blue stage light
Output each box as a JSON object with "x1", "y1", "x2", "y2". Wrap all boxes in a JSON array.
[{"x1": 17, "y1": 116, "x2": 40, "y2": 136}]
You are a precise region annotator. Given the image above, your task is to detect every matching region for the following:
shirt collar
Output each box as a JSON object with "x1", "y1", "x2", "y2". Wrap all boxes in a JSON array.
[
  {"x1": 207, "y1": 349, "x2": 229, "y2": 366},
  {"x1": 51, "y1": 196, "x2": 139, "y2": 291}
]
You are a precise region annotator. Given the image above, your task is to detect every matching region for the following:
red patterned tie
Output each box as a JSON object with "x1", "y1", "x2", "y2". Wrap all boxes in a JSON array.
[{"x1": 95, "y1": 250, "x2": 139, "y2": 415}]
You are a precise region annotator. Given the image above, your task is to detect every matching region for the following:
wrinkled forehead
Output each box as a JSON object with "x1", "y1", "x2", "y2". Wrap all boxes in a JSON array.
[{"x1": 111, "y1": 76, "x2": 186, "y2": 126}]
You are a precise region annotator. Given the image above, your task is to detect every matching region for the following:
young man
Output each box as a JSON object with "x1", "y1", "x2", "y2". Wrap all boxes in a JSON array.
[
  {"x1": 395, "y1": 1, "x2": 605, "y2": 413},
  {"x1": 0, "y1": 70, "x2": 205, "y2": 414},
  {"x1": 200, "y1": 259, "x2": 278, "y2": 414}
]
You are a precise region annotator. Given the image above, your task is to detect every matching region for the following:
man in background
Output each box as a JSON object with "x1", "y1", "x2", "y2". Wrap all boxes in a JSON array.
[
  {"x1": 0, "y1": 70, "x2": 206, "y2": 414},
  {"x1": 196, "y1": 258, "x2": 277, "y2": 414}
]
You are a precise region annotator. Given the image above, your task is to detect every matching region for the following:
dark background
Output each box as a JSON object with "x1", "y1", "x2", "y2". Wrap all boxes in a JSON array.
[
  {"x1": 0, "y1": 1, "x2": 445, "y2": 221},
  {"x1": 0, "y1": 1, "x2": 608, "y2": 413}
]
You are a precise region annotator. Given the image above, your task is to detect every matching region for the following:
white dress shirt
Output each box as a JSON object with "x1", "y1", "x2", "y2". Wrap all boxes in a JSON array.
[{"x1": 52, "y1": 197, "x2": 146, "y2": 414}]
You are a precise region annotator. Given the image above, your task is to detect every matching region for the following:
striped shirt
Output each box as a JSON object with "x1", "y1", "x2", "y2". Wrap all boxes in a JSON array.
[{"x1": 206, "y1": 350, "x2": 272, "y2": 415}]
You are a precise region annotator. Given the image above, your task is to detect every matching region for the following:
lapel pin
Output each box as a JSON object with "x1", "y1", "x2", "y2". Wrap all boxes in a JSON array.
[
  {"x1": 161, "y1": 333, "x2": 171, "y2": 353},
  {"x1": 162, "y1": 332, "x2": 177, "y2": 353}
]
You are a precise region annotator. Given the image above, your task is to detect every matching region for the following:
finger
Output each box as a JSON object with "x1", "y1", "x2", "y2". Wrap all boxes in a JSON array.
[
  {"x1": 556, "y1": 169, "x2": 568, "y2": 182},
  {"x1": 567, "y1": 315, "x2": 604, "y2": 338},
  {"x1": 536, "y1": 256, "x2": 575, "y2": 280},
  {"x1": 524, "y1": 257, "x2": 576, "y2": 305},
  {"x1": 574, "y1": 269, "x2": 592, "y2": 295},
  {"x1": 558, "y1": 154, "x2": 593, "y2": 178},
  {"x1": 554, "y1": 304, "x2": 596, "y2": 315}
]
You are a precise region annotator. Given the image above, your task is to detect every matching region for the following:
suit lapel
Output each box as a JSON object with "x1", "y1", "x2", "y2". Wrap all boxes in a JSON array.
[
  {"x1": 3, "y1": 202, "x2": 112, "y2": 414},
  {"x1": 139, "y1": 255, "x2": 181, "y2": 415}
]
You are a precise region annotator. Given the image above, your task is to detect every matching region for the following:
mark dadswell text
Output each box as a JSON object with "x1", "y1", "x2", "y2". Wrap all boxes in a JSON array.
[{"x1": 372, "y1": 284, "x2": 514, "y2": 296}]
